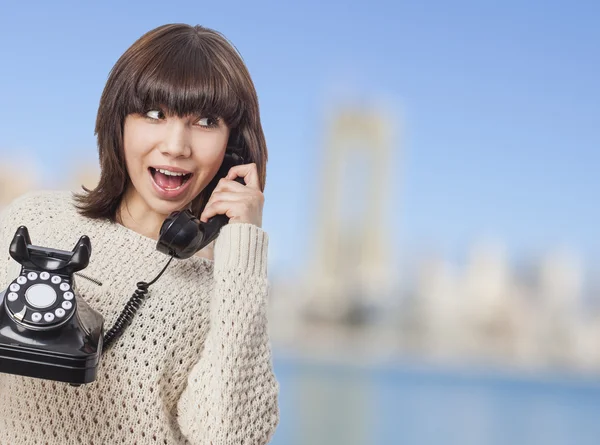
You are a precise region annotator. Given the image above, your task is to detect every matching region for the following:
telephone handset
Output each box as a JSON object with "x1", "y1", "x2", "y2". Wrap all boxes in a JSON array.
[
  {"x1": 0, "y1": 151, "x2": 246, "y2": 384},
  {"x1": 157, "y1": 151, "x2": 246, "y2": 259}
]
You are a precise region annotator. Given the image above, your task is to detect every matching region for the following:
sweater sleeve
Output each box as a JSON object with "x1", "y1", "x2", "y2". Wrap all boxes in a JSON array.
[{"x1": 176, "y1": 223, "x2": 280, "y2": 445}]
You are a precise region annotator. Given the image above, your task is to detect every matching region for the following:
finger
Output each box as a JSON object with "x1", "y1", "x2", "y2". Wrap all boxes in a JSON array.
[
  {"x1": 207, "y1": 191, "x2": 247, "y2": 203},
  {"x1": 200, "y1": 200, "x2": 238, "y2": 222},
  {"x1": 225, "y1": 163, "x2": 261, "y2": 190},
  {"x1": 213, "y1": 177, "x2": 248, "y2": 193}
]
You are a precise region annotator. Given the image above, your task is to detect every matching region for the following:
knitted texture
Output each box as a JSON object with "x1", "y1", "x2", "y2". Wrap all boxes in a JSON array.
[{"x1": 0, "y1": 190, "x2": 279, "y2": 445}]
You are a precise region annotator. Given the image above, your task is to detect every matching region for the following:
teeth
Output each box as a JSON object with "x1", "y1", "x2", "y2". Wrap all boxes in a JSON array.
[{"x1": 156, "y1": 168, "x2": 187, "y2": 176}]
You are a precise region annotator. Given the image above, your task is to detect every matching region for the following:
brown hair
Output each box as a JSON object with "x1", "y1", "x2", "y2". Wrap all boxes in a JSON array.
[{"x1": 74, "y1": 24, "x2": 268, "y2": 221}]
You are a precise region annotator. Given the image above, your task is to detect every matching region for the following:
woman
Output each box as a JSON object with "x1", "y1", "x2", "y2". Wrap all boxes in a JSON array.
[{"x1": 0, "y1": 24, "x2": 279, "y2": 444}]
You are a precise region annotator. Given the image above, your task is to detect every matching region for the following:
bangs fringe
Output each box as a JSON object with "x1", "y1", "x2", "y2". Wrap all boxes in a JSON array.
[{"x1": 123, "y1": 39, "x2": 245, "y2": 128}]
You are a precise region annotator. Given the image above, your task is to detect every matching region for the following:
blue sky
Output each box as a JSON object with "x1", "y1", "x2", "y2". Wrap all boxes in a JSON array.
[{"x1": 0, "y1": 0, "x2": 598, "y2": 278}]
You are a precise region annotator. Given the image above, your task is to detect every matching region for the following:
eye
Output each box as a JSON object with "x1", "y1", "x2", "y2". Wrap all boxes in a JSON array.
[
  {"x1": 145, "y1": 110, "x2": 165, "y2": 120},
  {"x1": 195, "y1": 117, "x2": 220, "y2": 128}
]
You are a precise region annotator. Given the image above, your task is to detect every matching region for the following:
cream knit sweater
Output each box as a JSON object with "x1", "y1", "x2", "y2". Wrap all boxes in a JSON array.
[{"x1": 0, "y1": 190, "x2": 279, "y2": 445}]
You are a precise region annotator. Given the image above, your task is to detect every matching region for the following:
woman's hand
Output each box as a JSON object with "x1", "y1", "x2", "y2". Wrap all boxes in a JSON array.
[{"x1": 200, "y1": 162, "x2": 264, "y2": 228}]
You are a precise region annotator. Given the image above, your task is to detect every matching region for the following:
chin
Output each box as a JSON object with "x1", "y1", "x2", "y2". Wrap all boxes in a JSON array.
[{"x1": 149, "y1": 197, "x2": 191, "y2": 218}]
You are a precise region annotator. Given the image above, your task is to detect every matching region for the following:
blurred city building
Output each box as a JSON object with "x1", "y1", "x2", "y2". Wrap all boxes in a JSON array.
[
  {"x1": 268, "y1": 104, "x2": 599, "y2": 378},
  {"x1": 68, "y1": 163, "x2": 100, "y2": 192},
  {"x1": 0, "y1": 156, "x2": 41, "y2": 207},
  {"x1": 301, "y1": 107, "x2": 397, "y2": 325},
  {"x1": 0, "y1": 158, "x2": 100, "y2": 211}
]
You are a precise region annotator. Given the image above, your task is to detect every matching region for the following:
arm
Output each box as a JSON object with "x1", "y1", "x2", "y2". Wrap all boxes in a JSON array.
[{"x1": 177, "y1": 223, "x2": 280, "y2": 445}]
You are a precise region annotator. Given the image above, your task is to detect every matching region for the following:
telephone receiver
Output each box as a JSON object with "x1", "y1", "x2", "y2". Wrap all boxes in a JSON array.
[{"x1": 156, "y1": 151, "x2": 246, "y2": 259}]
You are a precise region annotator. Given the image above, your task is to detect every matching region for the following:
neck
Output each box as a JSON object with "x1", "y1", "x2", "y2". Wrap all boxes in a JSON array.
[{"x1": 117, "y1": 189, "x2": 168, "y2": 240}]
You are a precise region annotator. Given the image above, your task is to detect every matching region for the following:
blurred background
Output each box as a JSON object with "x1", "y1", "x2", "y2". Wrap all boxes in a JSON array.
[{"x1": 1, "y1": 1, "x2": 599, "y2": 444}]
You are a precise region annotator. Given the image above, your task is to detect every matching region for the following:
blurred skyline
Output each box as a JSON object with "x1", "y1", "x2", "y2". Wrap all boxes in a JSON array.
[{"x1": 0, "y1": 0, "x2": 598, "y2": 279}]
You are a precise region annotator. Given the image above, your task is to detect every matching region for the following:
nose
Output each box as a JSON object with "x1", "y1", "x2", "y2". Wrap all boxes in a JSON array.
[{"x1": 159, "y1": 119, "x2": 192, "y2": 158}]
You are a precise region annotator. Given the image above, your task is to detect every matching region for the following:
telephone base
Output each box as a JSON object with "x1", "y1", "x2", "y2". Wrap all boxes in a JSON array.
[
  {"x1": 0, "y1": 289, "x2": 104, "y2": 385},
  {"x1": 0, "y1": 343, "x2": 100, "y2": 385}
]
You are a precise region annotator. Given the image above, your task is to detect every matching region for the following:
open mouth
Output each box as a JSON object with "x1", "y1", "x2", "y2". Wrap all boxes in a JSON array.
[{"x1": 149, "y1": 167, "x2": 193, "y2": 191}]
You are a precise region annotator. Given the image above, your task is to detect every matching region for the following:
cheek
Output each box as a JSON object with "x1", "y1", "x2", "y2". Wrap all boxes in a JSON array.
[
  {"x1": 122, "y1": 142, "x2": 144, "y2": 179},
  {"x1": 192, "y1": 132, "x2": 230, "y2": 168},
  {"x1": 193, "y1": 152, "x2": 225, "y2": 188},
  {"x1": 123, "y1": 121, "x2": 154, "y2": 172}
]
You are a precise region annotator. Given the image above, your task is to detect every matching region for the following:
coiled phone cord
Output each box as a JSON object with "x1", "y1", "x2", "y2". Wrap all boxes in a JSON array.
[{"x1": 102, "y1": 254, "x2": 175, "y2": 353}]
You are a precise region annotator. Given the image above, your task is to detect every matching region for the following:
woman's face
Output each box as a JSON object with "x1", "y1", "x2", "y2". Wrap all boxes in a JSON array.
[{"x1": 122, "y1": 109, "x2": 230, "y2": 218}]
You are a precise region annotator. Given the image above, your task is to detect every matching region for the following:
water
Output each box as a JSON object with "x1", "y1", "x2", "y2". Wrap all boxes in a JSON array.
[{"x1": 269, "y1": 354, "x2": 600, "y2": 445}]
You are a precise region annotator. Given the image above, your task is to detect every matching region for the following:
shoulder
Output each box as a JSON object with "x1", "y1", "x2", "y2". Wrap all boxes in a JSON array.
[
  {"x1": 1, "y1": 189, "x2": 86, "y2": 245},
  {"x1": 3, "y1": 189, "x2": 75, "y2": 215},
  {"x1": 1, "y1": 189, "x2": 103, "y2": 275}
]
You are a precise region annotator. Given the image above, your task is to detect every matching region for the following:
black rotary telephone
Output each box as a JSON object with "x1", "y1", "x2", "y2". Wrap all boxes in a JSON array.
[{"x1": 0, "y1": 152, "x2": 246, "y2": 385}]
